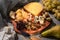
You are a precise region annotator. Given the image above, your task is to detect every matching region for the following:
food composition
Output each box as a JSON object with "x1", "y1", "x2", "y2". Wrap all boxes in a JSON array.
[
  {"x1": 10, "y1": 2, "x2": 51, "y2": 34},
  {"x1": 9, "y1": 0, "x2": 60, "y2": 39}
]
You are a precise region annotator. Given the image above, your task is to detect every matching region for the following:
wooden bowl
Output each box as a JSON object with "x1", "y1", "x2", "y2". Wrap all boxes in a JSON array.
[{"x1": 11, "y1": 20, "x2": 50, "y2": 35}]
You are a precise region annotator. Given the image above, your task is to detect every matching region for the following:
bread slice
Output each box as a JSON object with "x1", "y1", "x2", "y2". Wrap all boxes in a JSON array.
[
  {"x1": 21, "y1": 9, "x2": 29, "y2": 19},
  {"x1": 24, "y1": 2, "x2": 43, "y2": 16},
  {"x1": 15, "y1": 9, "x2": 23, "y2": 21}
]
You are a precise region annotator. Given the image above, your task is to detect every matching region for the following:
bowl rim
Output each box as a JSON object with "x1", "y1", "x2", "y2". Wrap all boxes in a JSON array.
[{"x1": 11, "y1": 20, "x2": 50, "y2": 35}]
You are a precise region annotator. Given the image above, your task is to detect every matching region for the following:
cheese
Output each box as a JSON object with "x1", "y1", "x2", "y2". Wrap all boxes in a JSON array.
[{"x1": 24, "y1": 2, "x2": 43, "y2": 16}]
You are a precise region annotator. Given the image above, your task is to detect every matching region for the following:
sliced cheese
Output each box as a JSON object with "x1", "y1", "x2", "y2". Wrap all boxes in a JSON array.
[{"x1": 24, "y1": 2, "x2": 43, "y2": 16}]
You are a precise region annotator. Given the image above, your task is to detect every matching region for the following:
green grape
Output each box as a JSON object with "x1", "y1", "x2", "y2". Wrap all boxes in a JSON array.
[
  {"x1": 47, "y1": 5, "x2": 52, "y2": 10},
  {"x1": 42, "y1": 0, "x2": 45, "y2": 4},
  {"x1": 54, "y1": 13, "x2": 57, "y2": 17},
  {"x1": 55, "y1": 10, "x2": 59, "y2": 13},
  {"x1": 42, "y1": 0, "x2": 60, "y2": 20},
  {"x1": 45, "y1": 6, "x2": 52, "y2": 11},
  {"x1": 52, "y1": 9, "x2": 56, "y2": 12},
  {"x1": 51, "y1": 4, "x2": 55, "y2": 8},
  {"x1": 44, "y1": 7, "x2": 48, "y2": 10},
  {"x1": 56, "y1": 1, "x2": 60, "y2": 5},
  {"x1": 45, "y1": 7, "x2": 50, "y2": 11},
  {"x1": 47, "y1": 0, "x2": 51, "y2": 2},
  {"x1": 56, "y1": 13, "x2": 60, "y2": 20},
  {"x1": 46, "y1": 17, "x2": 51, "y2": 21},
  {"x1": 44, "y1": 3, "x2": 48, "y2": 7},
  {"x1": 44, "y1": 2, "x2": 50, "y2": 7},
  {"x1": 48, "y1": 5, "x2": 51, "y2": 8},
  {"x1": 57, "y1": 13, "x2": 60, "y2": 17},
  {"x1": 57, "y1": 6, "x2": 60, "y2": 10},
  {"x1": 52, "y1": 0, "x2": 57, "y2": 5},
  {"x1": 45, "y1": 12, "x2": 49, "y2": 17},
  {"x1": 42, "y1": 1, "x2": 46, "y2": 4}
]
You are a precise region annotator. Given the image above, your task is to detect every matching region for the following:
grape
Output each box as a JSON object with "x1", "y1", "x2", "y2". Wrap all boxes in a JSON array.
[
  {"x1": 52, "y1": 0, "x2": 57, "y2": 5},
  {"x1": 48, "y1": 5, "x2": 52, "y2": 8},
  {"x1": 56, "y1": 1, "x2": 60, "y2": 5},
  {"x1": 44, "y1": 2, "x2": 50, "y2": 6},
  {"x1": 57, "y1": 6, "x2": 60, "y2": 10},
  {"x1": 46, "y1": 7, "x2": 50, "y2": 11},
  {"x1": 52, "y1": 9, "x2": 56, "y2": 12},
  {"x1": 51, "y1": 4, "x2": 55, "y2": 8},
  {"x1": 42, "y1": 0, "x2": 45, "y2": 4},
  {"x1": 46, "y1": 0, "x2": 51, "y2": 3},
  {"x1": 44, "y1": 3, "x2": 48, "y2": 7},
  {"x1": 46, "y1": 17, "x2": 51, "y2": 21},
  {"x1": 54, "y1": 13, "x2": 57, "y2": 17},
  {"x1": 56, "y1": 13, "x2": 60, "y2": 20},
  {"x1": 47, "y1": 5, "x2": 52, "y2": 11},
  {"x1": 57, "y1": 13, "x2": 60, "y2": 18},
  {"x1": 45, "y1": 12, "x2": 49, "y2": 17},
  {"x1": 42, "y1": 0, "x2": 60, "y2": 20},
  {"x1": 43, "y1": 14, "x2": 46, "y2": 18},
  {"x1": 55, "y1": 10, "x2": 59, "y2": 13}
]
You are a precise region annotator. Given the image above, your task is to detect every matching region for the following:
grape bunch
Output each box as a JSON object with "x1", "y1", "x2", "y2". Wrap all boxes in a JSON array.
[{"x1": 42, "y1": 0, "x2": 60, "y2": 20}]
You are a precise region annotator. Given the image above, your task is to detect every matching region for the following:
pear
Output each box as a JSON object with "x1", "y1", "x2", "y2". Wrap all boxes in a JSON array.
[{"x1": 41, "y1": 25, "x2": 60, "y2": 38}]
